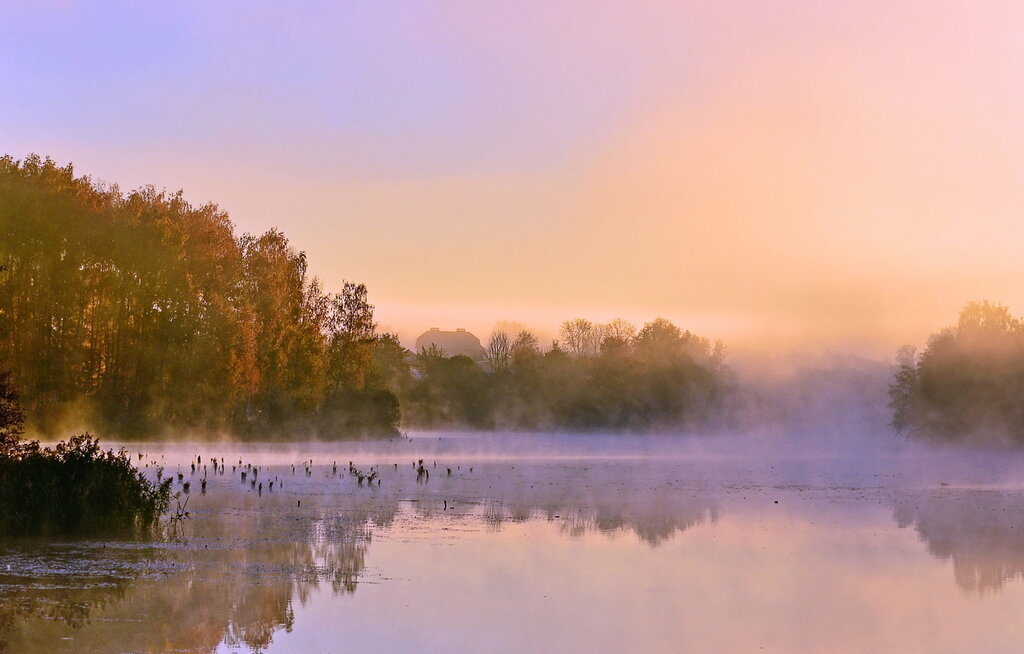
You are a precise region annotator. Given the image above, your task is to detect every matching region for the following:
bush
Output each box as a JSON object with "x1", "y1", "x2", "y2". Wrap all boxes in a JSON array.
[{"x1": 0, "y1": 434, "x2": 171, "y2": 535}]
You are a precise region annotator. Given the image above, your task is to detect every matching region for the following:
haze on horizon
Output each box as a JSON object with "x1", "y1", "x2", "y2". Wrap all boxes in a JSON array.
[{"x1": 4, "y1": 1, "x2": 1024, "y2": 357}]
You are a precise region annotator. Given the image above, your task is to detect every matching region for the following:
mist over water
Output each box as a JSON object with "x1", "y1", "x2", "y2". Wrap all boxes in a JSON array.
[
  {"x1": 8, "y1": 334, "x2": 1024, "y2": 653},
  {"x1": 7, "y1": 1, "x2": 1024, "y2": 650},
  {"x1": 8, "y1": 424, "x2": 1024, "y2": 653}
]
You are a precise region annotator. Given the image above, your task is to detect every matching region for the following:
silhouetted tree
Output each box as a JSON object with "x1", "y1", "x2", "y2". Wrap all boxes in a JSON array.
[
  {"x1": 560, "y1": 318, "x2": 599, "y2": 358},
  {"x1": 889, "y1": 301, "x2": 1024, "y2": 443},
  {"x1": 601, "y1": 318, "x2": 637, "y2": 345},
  {"x1": 485, "y1": 330, "x2": 513, "y2": 374}
]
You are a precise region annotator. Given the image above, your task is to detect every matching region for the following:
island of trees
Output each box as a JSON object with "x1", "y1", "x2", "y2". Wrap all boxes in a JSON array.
[
  {"x1": 9, "y1": 153, "x2": 1024, "y2": 449},
  {"x1": 890, "y1": 301, "x2": 1024, "y2": 445}
]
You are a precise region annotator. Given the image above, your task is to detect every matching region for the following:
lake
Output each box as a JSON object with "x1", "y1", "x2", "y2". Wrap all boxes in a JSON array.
[{"x1": 3, "y1": 432, "x2": 1024, "y2": 653}]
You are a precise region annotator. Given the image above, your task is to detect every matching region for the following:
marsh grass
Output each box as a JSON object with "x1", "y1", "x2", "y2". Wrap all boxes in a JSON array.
[{"x1": 0, "y1": 434, "x2": 172, "y2": 535}]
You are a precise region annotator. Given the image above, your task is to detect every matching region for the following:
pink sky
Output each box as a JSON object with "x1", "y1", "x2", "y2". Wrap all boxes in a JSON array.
[{"x1": 4, "y1": 1, "x2": 1024, "y2": 355}]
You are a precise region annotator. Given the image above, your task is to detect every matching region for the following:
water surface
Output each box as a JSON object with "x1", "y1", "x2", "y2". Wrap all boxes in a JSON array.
[{"x1": 4, "y1": 433, "x2": 1024, "y2": 653}]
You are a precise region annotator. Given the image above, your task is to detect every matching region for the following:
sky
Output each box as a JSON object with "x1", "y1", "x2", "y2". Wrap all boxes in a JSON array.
[{"x1": 3, "y1": 1, "x2": 1024, "y2": 357}]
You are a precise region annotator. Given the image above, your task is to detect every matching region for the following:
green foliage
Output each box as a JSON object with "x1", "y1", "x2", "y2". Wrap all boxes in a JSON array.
[
  {"x1": 0, "y1": 434, "x2": 172, "y2": 535},
  {"x1": 0, "y1": 370, "x2": 24, "y2": 450},
  {"x1": 0, "y1": 380, "x2": 171, "y2": 534},
  {"x1": 0, "y1": 154, "x2": 721, "y2": 437},
  {"x1": 396, "y1": 318, "x2": 731, "y2": 432},
  {"x1": 889, "y1": 301, "x2": 1024, "y2": 443},
  {"x1": 0, "y1": 154, "x2": 396, "y2": 439},
  {"x1": 316, "y1": 388, "x2": 400, "y2": 437}
]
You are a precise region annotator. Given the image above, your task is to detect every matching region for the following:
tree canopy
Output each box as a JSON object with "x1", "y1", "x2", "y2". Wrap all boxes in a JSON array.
[
  {"x1": 889, "y1": 301, "x2": 1024, "y2": 444},
  {"x1": 0, "y1": 154, "x2": 397, "y2": 438},
  {"x1": 396, "y1": 317, "x2": 732, "y2": 432},
  {"x1": 0, "y1": 154, "x2": 735, "y2": 438}
]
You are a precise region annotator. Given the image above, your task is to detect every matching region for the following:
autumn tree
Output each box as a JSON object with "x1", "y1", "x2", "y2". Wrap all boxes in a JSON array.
[{"x1": 0, "y1": 155, "x2": 397, "y2": 438}]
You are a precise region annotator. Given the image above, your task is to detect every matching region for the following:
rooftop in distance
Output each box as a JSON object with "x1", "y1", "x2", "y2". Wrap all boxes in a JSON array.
[{"x1": 415, "y1": 328, "x2": 486, "y2": 360}]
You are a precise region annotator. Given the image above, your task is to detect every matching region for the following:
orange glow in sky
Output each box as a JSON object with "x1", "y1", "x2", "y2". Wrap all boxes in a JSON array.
[{"x1": 5, "y1": 1, "x2": 1024, "y2": 355}]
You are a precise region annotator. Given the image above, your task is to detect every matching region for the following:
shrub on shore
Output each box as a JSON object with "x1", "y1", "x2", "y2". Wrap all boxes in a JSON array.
[
  {"x1": 0, "y1": 372, "x2": 170, "y2": 535},
  {"x1": 0, "y1": 435, "x2": 172, "y2": 536}
]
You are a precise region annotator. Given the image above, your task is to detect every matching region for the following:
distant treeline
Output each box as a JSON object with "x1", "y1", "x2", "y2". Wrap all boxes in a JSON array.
[
  {"x1": 389, "y1": 318, "x2": 733, "y2": 431},
  {"x1": 0, "y1": 155, "x2": 398, "y2": 438},
  {"x1": 890, "y1": 301, "x2": 1024, "y2": 444},
  {"x1": 0, "y1": 155, "x2": 733, "y2": 438}
]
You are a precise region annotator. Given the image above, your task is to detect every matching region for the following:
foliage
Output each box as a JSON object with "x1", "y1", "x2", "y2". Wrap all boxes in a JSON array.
[
  {"x1": 889, "y1": 301, "x2": 1024, "y2": 443},
  {"x1": 0, "y1": 433, "x2": 172, "y2": 534},
  {"x1": 0, "y1": 378, "x2": 171, "y2": 534},
  {"x1": 0, "y1": 154, "x2": 396, "y2": 438},
  {"x1": 0, "y1": 370, "x2": 24, "y2": 450},
  {"x1": 396, "y1": 317, "x2": 732, "y2": 432}
]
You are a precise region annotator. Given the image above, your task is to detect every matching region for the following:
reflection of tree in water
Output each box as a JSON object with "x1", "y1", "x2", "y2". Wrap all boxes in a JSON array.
[
  {"x1": 1, "y1": 478, "x2": 719, "y2": 652},
  {"x1": 558, "y1": 497, "x2": 718, "y2": 546},
  {"x1": 0, "y1": 576, "x2": 131, "y2": 652},
  {"x1": 464, "y1": 461, "x2": 721, "y2": 546},
  {"x1": 892, "y1": 490, "x2": 1024, "y2": 592},
  {"x1": 0, "y1": 499, "x2": 398, "y2": 653},
  {"x1": 477, "y1": 494, "x2": 718, "y2": 546}
]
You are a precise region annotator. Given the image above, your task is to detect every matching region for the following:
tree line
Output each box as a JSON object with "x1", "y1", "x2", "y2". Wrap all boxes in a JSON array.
[
  {"x1": 0, "y1": 155, "x2": 741, "y2": 438},
  {"x1": 0, "y1": 155, "x2": 397, "y2": 438},
  {"x1": 890, "y1": 301, "x2": 1024, "y2": 445},
  {"x1": 24, "y1": 154, "x2": 999, "y2": 440},
  {"x1": 387, "y1": 317, "x2": 733, "y2": 431}
]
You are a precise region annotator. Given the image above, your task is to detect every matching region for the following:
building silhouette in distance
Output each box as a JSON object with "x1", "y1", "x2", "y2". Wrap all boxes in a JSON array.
[{"x1": 415, "y1": 328, "x2": 486, "y2": 360}]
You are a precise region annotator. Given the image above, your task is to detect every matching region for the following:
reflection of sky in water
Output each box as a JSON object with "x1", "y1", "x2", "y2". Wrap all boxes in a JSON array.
[{"x1": 5, "y1": 437, "x2": 1024, "y2": 653}]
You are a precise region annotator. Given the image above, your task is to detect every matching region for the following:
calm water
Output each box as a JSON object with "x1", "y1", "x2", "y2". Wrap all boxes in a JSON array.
[{"x1": 4, "y1": 433, "x2": 1024, "y2": 653}]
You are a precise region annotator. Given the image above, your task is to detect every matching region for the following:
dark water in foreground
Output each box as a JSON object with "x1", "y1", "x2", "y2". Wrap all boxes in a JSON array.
[{"x1": 4, "y1": 433, "x2": 1024, "y2": 653}]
